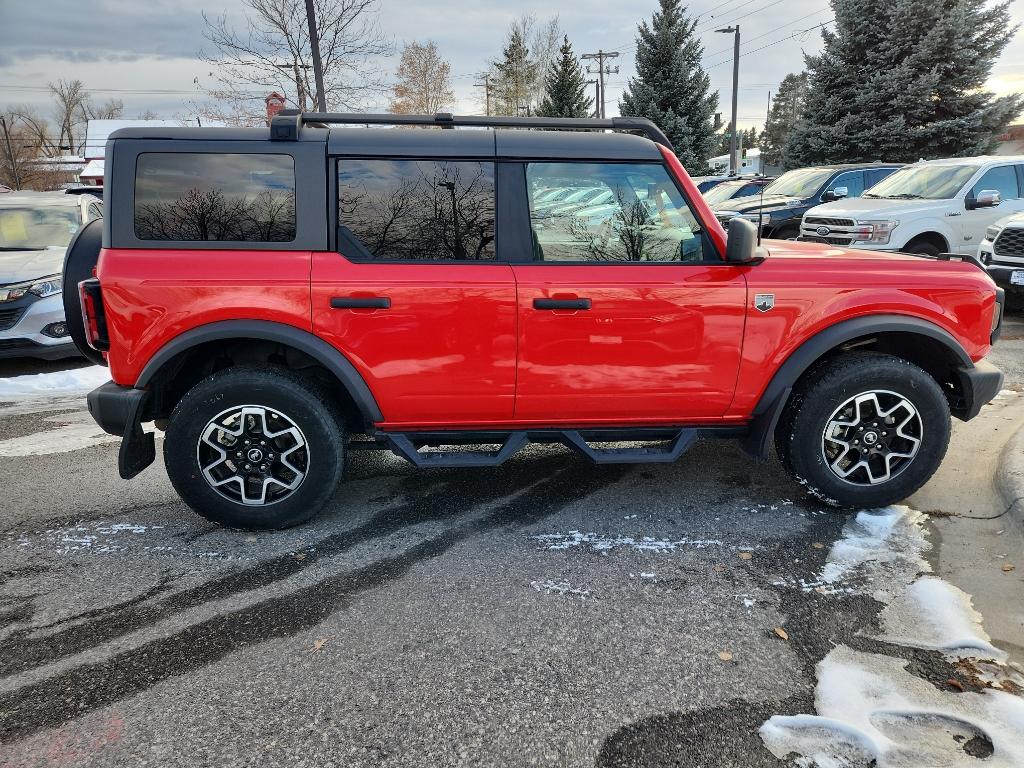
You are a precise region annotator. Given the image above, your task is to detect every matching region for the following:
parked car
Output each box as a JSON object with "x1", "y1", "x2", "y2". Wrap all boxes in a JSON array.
[
  {"x1": 67, "y1": 112, "x2": 1003, "y2": 529},
  {"x1": 690, "y1": 175, "x2": 733, "y2": 193},
  {"x1": 799, "y1": 156, "x2": 1024, "y2": 256},
  {"x1": 1, "y1": 190, "x2": 102, "y2": 359},
  {"x1": 713, "y1": 163, "x2": 902, "y2": 240},
  {"x1": 702, "y1": 177, "x2": 775, "y2": 207},
  {"x1": 979, "y1": 211, "x2": 1024, "y2": 305}
]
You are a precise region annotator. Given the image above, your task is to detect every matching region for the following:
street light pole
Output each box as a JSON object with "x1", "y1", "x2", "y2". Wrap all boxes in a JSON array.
[
  {"x1": 304, "y1": 0, "x2": 327, "y2": 112},
  {"x1": 716, "y1": 25, "x2": 740, "y2": 175}
]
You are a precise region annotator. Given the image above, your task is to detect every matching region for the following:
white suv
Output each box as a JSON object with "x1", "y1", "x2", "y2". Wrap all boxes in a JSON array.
[
  {"x1": 798, "y1": 156, "x2": 1024, "y2": 256},
  {"x1": 980, "y1": 211, "x2": 1024, "y2": 300}
]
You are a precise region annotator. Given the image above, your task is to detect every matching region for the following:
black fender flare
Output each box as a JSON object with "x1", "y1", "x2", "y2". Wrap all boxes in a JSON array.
[
  {"x1": 137, "y1": 319, "x2": 384, "y2": 424},
  {"x1": 741, "y1": 314, "x2": 972, "y2": 459}
]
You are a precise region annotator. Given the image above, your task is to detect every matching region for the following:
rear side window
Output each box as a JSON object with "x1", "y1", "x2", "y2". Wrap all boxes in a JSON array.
[
  {"x1": 337, "y1": 159, "x2": 496, "y2": 261},
  {"x1": 865, "y1": 167, "x2": 897, "y2": 188},
  {"x1": 134, "y1": 153, "x2": 296, "y2": 242}
]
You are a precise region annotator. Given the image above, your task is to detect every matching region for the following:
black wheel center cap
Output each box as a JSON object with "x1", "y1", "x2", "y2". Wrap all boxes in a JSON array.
[
  {"x1": 247, "y1": 447, "x2": 265, "y2": 463},
  {"x1": 863, "y1": 431, "x2": 879, "y2": 446}
]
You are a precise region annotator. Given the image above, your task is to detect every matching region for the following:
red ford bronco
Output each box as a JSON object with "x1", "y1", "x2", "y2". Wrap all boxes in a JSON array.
[{"x1": 63, "y1": 111, "x2": 1005, "y2": 529}]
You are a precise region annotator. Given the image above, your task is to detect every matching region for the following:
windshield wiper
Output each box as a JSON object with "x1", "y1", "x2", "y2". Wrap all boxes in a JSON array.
[
  {"x1": 0, "y1": 246, "x2": 47, "y2": 251},
  {"x1": 887, "y1": 193, "x2": 923, "y2": 199}
]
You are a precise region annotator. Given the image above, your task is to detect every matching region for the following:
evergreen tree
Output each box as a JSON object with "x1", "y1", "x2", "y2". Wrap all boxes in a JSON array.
[
  {"x1": 491, "y1": 26, "x2": 537, "y2": 116},
  {"x1": 787, "y1": 0, "x2": 1022, "y2": 165},
  {"x1": 761, "y1": 72, "x2": 808, "y2": 169},
  {"x1": 619, "y1": 0, "x2": 718, "y2": 173},
  {"x1": 714, "y1": 126, "x2": 760, "y2": 159},
  {"x1": 536, "y1": 36, "x2": 593, "y2": 118}
]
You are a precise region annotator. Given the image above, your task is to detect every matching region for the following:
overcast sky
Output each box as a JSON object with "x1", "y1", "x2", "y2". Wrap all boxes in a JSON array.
[{"x1": 1, "y1": 0, "x2": 1022, "y2": 132}]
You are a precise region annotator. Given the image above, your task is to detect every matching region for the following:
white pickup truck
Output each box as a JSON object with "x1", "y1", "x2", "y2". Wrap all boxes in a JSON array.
[{"x1": 798, "y1": 156, "x2": 1024, "y2": 256}]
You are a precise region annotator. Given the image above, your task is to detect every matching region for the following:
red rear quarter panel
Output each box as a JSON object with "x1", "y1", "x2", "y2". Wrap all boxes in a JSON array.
[
  {"x1": 97, "y1": 248, "x2": 312, "y2": 385},
  {"x1": 727, "y1": 240, "x2": 998, "y2": 416}
]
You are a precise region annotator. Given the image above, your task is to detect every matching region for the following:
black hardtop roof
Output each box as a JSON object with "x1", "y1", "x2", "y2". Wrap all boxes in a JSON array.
[{"x1": 109, "y1": 124, "x2": 663, "y2": 161}]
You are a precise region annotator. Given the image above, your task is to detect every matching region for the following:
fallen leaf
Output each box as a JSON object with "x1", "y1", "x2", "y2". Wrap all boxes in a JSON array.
[
  {"x1": 811, "y1": 542, "x2": 825, "y2": 550},
  {"x1": 1002, "y1": 564, "x2": 1015, "y2": 572},
  {"x1": 947, "y1": 678, "x2": 965, "y2": 692},
  {"x1": 774, "y1": 627, "x2": 789, "y2": 641},
  {"x1": 738, "y1": 552, "x2": 752, "y2": 561},
  {"x1": 310, "y1": 637, "x2": 329, "y2": 653},
  {"x1": 714, "y1": 564, "x2": 726, "y2": 573},
  {"x1": 717, "y1": 651, "x2": 733, "y2": 662},
  {"x1": 294, "y1": 553, "x2": 307, "y2": 561},
  {"x1": 814, "y1": 586, "x2": 827, "y2": 594}
]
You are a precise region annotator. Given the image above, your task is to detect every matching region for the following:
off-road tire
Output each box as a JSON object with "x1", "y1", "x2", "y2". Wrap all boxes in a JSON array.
[
  {"x1": 777, "y1": 352, "x2": 951, "y2": 509},
  {"x1": 164, "y1": 366, "x2": 344, "y2": 529}
]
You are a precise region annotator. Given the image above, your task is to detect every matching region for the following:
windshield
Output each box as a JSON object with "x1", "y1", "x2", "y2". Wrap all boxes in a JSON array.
[
  {"x1": 761, "y1": 168, "x2": 833, "y2": 199},
  {"x1": 703, "y1": 181, "x2": 750, "y2": 206},
  {"x1": 863, "y1": 164, "x2": 981, "y2": 200},
  {"x1": 0, "y1": 205, "x2": 81, "y2": 250}
]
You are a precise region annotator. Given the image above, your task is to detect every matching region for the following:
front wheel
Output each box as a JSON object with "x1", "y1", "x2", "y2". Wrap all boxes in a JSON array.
[
  {"x1": 777, "y1": 352, "x2": 951, "y2": 509},
  {"x1": 164, "y1": 366, "x2": 345, "y2": 529}
]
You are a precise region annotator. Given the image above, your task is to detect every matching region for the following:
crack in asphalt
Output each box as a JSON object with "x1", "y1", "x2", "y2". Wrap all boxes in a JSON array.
[{"x1": 0, "y1": 459, "x2": 627, "y2": 744}]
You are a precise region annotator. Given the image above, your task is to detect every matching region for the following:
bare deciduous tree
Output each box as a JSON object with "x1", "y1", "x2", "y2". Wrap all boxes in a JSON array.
[
  {"x1": 199, "y1": 0, "x2": 391, "y2": 125},
  {"x1": 47, "y1": 80, "x2": 124, "y2": 154},
  {"x1": 389, "y1": 40, "x2": 455, "y2": 115}
]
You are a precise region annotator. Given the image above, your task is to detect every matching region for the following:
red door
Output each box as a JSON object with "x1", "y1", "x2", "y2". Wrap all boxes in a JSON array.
[
  {"x1": 311, "y1": 254, "x2": 517, "y2": 425},
  {"x1": 511, "y1": 263, "x2": 747, "y2": 423}
]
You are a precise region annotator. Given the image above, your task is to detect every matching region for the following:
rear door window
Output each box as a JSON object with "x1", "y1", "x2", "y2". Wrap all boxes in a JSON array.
[
  {"x1": 337, "y1": 159, "x2": 496, "y2": 261},
  {"x1": 134, "y1": 153, "x2": 296, "y2": 242}
]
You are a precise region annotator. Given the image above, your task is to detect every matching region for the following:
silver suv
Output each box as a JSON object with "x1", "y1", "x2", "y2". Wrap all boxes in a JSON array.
[{"x1": 0, "y1": 191, "x2": 102, "y2": 360}]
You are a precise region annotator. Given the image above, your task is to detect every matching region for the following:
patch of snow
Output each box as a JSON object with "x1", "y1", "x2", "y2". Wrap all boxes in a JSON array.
[
  {"x1": 761, "y1": 646, "x2": 1024, "y2": 767},
  {"x1": 4, "y1": 520, "x2": 237, "y2": 561},
  {"x1": 761, "y1": 506, "x2": 1023, "y2": 765},
  {"x1": 530, "y1": 579, "x2": 590, "y2": 598},
  {"x1": 533, "y1": 530, "x2": 755, "y2": 553},
  {"x1": 0, "y1": 413, "x2": 119, "y2": 456},
  {"x1": 877, "y1": 576, "x2": 1005, "y2": 661},
  {"x1": 0, "y1": 366, "x2": 109, "y2": 398}
]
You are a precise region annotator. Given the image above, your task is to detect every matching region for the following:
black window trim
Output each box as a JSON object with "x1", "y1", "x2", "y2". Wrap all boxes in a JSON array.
[
  {"x1": 107, "y1": 138, "x2": 327, "y2": 251},
  {"x1": 332, "y1": 155, "x2": 503, "y2": 265},
  {"x1": 513, "y1": 158, "x2": 726, "y2": 266}
]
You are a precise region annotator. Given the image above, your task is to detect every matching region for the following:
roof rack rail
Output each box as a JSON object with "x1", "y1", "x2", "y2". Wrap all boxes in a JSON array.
[{"x1": 268, "y1": 109, "x2": 674, "y2": 151}]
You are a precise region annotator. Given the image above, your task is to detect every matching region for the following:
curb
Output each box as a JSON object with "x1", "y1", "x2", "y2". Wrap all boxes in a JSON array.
[{"x1": 995, "y1": 415, "x2": 1024, "y2": 536}]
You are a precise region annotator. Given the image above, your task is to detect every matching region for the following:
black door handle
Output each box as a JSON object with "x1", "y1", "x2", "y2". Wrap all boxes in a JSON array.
[
  {"x1": 331, "y1": 296, "x2": 390, "y2": 309},
  {"x1": 533, "y1": 298, "x2": 592, "y2": 310}
]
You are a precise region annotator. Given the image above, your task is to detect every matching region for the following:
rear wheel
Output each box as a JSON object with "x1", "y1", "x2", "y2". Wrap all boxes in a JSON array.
[
  {"x1": 777, "y1": 352, "x2": 951, "y2": 509},
  {"x1": 903, "y1": 239, "x2": 941, "y2": 257},
  {"x1": 164, "y1": 366, "x2": 344, "y2": 529}
]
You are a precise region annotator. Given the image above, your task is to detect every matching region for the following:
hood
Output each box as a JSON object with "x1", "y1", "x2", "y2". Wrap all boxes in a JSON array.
[
  {"x1": 808, "y1": 196, "x2": 951, "y2": 218},
  {"x1": 763, "y1": 238, "x2": 927, "y2": 262},
  {"x1": 0, "y1": 247, "x2": 65, "y2": 285},
  {"x1": 714, "y1": 194, "x2": 803, "y2": 215},
  {"x1": 994, "y1": 211, "x2": 1024, "y2": 229}
]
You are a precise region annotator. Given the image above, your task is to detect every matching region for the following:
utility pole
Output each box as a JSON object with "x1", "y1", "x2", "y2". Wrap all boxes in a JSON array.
[
  {"x1": 304, "y1": 0, "x2": 327, "y2": 112},
  {"x1": 581, "y1": 50, "x2": 619, "y2": 119},
  {"x1": 715, "y1": 25, "x2": 740, "y2": 175},
  {"x1": 586, "y1": 79, "x2": 600, "y2": 118},
  {"x1": 474, "y1": 74, "x2": 492, "y2": 116},
  {"x1": 0, "y1": 116, "x2": 20, "y2": 190}
]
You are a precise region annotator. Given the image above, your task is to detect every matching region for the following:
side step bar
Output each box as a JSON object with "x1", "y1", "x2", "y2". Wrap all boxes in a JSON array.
[{"x1": 363, "y1": 427, "x2": 730, "y2": 469}]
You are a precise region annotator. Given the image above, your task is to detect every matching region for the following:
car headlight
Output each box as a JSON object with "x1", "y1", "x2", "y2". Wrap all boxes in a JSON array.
[
  {"x1": 0, "y1": 274, "x2": 62, "y2": 302},
  {"x1": 984, "y1": 225, "x2": 1002, "y2": 242},
  {"x1": 852, "y1": 220, "x2": 899, "y2": 244}
]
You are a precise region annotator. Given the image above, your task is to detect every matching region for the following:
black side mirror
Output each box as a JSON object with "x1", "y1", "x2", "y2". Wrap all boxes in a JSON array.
[{"x1": 725, "y1": 218, "x2": 767, "y2": 264}]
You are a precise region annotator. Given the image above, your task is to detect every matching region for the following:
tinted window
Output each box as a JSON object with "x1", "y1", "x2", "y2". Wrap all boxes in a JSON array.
[
  {"x1": 737, "y1": 182, "x2": 764, "y2": 197},
  {"x1": 527, "y1": 162, "x2": 707, "y2": 263},
  {"x1": 827, "y1": 171, "x2": 865, "y2": 198},
  {"x1": 970, "y1": 166, "x2": 1021, "y2": 200},
  {"x1": 865, "y1": 167, "x2": 898, "y2": 188},
  {"x1": 337, "y1": 159, "x2": 495, "y2": 261},
  {"x1": 135, "y1": 153, "x2": 295, "y2": 242}
]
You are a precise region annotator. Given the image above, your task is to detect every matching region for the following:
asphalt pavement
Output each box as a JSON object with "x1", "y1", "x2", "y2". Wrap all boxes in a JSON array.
[{"x1": 1, "y1": 315, "x2": 1023, "y2": 767}]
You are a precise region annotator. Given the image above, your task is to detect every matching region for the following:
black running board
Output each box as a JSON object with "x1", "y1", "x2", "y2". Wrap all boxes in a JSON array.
[{"x1": 371, "y1": 427, "x2": 739, "y2": 469}]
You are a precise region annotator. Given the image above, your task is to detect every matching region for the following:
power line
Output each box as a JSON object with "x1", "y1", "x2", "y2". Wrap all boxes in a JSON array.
[
  {"x1": 703, "y1": 7, "x2": 832, "y2": 58},
  {"x1": 694, "y1": 0, "x2": 789, "y2": 35},
  {"x1": 0, "y1": 84, "x2": 209, "y2": 95},
  {"x1": 705, "y1": 19, "x2": 834, "y2": 69}
]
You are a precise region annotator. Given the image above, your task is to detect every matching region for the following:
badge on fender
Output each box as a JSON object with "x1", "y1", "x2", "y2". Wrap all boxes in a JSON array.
[{"x1": 754, "y1": 294, "x2": 775, "y2": 312}]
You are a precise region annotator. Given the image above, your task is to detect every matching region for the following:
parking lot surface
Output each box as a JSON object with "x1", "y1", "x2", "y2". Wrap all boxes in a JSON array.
[{"x1": 1, "y1": 316, "x2": 1023, "y2": 767}]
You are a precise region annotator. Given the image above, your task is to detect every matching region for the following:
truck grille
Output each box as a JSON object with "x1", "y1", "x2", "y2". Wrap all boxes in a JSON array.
[
  {"x1": 994, "y1": 228, "x2": 1024, "y2": 258},
  {"x1": 804, "y1": 216, "x2": 856, "y2": 227},
  {"x1": 0, "y1": 307, "x2": 25, "y2": 331}
]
